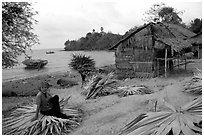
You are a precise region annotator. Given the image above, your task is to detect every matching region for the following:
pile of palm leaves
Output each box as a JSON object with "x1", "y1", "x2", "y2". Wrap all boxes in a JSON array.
[
  {"x1": 2, "y1": 97, "x2": 83, "y2": 135},
  {"x1": 119, "y1": 97, "x2": 202, "y2": 135},
  {"x1": 183, "y1": 69, "x2": 202, "y2": 95},
  {"x1": 83, "y1": 72, "x2": 118, "y2": 99},
  {"x1": 117, "y1": 85, "x2": 154, "y2": 97}
]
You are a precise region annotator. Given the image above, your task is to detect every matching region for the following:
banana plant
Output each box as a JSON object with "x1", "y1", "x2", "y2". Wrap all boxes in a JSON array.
[
  {"x1": 2, "y1": 97, "x2": 83, "y2": 135},
  {"x1": 119, "y1": 97, "x2": 202, "y2": 135}
]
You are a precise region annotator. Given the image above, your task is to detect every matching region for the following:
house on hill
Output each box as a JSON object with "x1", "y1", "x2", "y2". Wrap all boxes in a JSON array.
[
  {"x1": 189, "y1": 32, "x2": 202, "y2": 59},
  {"x1": 109, "y1": 22, "x2": 196, "y2": 78}
]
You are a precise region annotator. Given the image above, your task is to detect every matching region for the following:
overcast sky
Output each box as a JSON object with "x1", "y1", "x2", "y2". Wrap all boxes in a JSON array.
[{"x1": 30, "y1": 0, "x2": 202, "y2": 49}]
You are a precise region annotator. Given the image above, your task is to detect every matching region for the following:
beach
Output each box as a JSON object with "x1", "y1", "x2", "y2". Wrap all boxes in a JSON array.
[{"x1": 2, "y1": 59, "x2": 201, "y2": 134}]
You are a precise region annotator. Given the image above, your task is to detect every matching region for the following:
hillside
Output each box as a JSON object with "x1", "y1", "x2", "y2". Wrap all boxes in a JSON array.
[{"x1": 64, "y1": 32, "x2": 123, "y2": 51}]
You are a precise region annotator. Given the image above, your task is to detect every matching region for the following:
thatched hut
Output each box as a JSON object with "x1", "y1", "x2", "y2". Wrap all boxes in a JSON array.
[
  {"x1": 109, "y1": 22, "x2": 196, "y2": 78},
  {"x1": 189, "y1": 32, "x2": 202, "y2": 59}
]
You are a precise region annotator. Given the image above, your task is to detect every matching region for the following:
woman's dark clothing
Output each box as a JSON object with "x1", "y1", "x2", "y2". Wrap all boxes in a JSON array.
[{"x1": 40, "y1": 95, "x2": 69, "y2": 119}]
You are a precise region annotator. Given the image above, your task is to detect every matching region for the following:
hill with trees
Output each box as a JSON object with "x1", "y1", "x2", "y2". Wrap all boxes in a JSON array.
[{"x1": 64, "y1": 29, "x2": 123, "y2": 51}]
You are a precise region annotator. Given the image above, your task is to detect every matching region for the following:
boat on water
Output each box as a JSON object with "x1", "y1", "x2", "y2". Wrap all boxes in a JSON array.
[
  {"x1": 46, "y1": 50, "x2": 55, "y2": 54},
  {"x1": 22, "y1": 58, "x2": 48, "y2": 69}
]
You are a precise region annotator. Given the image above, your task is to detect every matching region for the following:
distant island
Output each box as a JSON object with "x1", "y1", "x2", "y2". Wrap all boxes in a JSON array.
[{"x1": 64, "y1": 29, "x2": 125, "y2": 51}]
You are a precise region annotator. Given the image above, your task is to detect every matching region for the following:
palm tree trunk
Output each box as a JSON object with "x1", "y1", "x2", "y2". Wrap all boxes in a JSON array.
[{"x1": 80, "y1": 73, "x2": 86, "y2": 87}]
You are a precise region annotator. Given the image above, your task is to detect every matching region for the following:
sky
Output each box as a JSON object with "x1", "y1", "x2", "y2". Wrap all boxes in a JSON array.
[{"x1": 22, "y1": 0, "x2": 202, "y2": 49}]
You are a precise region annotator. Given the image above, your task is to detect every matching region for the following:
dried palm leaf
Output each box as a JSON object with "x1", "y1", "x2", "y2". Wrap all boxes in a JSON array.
[
  {"x1": 184, "y1": 86, "x2": 202, "y2": 95},
  {"x1": 117, "y1": 85, "x2": 154, "y2": 97},
  {"x1": 183, "y1": 70, "x2": 202, "y2": 95},
  {"x1": 84, "y1": 72, "x2": 118, "y2": 99},
  {"x1": 119, "y1": 97, "x2": 202, "y2": 135},
  {"x1": 2, "y1": 97, "x2": 83, "y2": 135}
]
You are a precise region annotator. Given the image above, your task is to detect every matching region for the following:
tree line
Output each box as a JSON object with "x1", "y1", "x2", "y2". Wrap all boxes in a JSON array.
[{"x1": 64, "y1": 30, "x2": 123, "y2": 51}]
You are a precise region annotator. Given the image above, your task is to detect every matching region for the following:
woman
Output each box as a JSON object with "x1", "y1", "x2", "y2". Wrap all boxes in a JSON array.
[{"x1": 32, "y1": 81, "x2": 69, "y2": 121}]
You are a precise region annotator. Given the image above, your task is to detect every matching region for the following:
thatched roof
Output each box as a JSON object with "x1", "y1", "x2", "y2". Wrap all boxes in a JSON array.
[
  {"x1": 109, "y1": 22, "x2": 196, "y2": 52},
  {"x1": 155, "y1": 38, "x2": 192, "y2": 52},
  {"x1": 188, "y1": 32, "x2": 202, "y2": 45}
]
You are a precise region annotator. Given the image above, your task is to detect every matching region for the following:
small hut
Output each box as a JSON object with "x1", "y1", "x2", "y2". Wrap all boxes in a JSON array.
[
  {"x1": 189, "y1": 32, "x2": 202, "y2": 59},
  {"x1": 109, "y1": 22, "x2": 196, "y2": 78}
]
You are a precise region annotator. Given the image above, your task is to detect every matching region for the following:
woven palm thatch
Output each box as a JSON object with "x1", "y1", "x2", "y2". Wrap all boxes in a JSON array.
[
  {"x1": 189, "y1": 32, "x2": 202, "y2": 45},
  {"x1": 2, "y1": 97, "x2": 83, "y2": 135},
  {"x1": 83, "y1": 72, "x2": 118, "y2": 99},
  {"x1": 110, "y1": 22, "x2": 196, "y2": 51},
  {"x1": 117, "y1": 85, "x2": 154, "y2": 97},
  {"x1": 119, "y1": 97, "x2": 202, "y2": 135}
]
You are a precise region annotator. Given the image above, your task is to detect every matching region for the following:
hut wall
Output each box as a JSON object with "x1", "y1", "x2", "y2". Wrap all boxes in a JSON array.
[
  {"x1": 198, "y1": 46, "x2": 202, "y2": 59},
  {"x1": 115, "y1": 35, "x2": 155, "y2": 78}
]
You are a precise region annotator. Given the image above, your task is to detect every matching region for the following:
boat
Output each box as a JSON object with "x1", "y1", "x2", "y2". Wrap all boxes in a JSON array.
[
  {"x1": 22, "y1": 59, "x2": 48, "y2": 69},
  {"x1": 46, "y1": 50, "x2": 55, "y2": 54}
]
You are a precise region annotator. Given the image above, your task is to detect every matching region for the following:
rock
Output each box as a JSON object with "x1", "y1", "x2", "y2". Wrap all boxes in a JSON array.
[{"x1": 57, "y1": 78, "x2": 77, "y2": 87}]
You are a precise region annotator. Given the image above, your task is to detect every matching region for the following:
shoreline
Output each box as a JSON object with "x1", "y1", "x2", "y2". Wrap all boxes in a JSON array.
[
  {"x1": 2, "y1": 64, "x2": 116, "y2": 83},
  {"x1": 2, "y1": 70, "x2": 71, "y2": 83}
]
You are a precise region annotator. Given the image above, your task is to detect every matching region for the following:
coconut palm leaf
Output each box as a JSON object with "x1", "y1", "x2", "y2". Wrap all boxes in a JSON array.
[
  {"x1": 183, "y1": 69, "x2": 202, "y2": 95},
  {"x1": 117, "y1": 85, "x2": 154, "y2": 97},
  {"x1": 84, "y1": 72, "x2": 118, "y2": 99},
  {"x1": 119, "y1": 97, "x2": 202, "y2": 135},
  {"x1": 2, "y1": 97, "x2": 82, "y2": 135},
  {"x1": 69, "y1": 53, "x2": 96, "y2": 76}
]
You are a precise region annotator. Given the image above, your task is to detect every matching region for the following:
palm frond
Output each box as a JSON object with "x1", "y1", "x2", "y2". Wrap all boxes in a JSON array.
[
  {"x1": 84, "y1": 72, "x2": 118, "y2": 99},
  {"x1": 117, "y1": 85, "x2": 154, "y2": 97},
  {"x1": 119, "y1": 97, "x2": 202, "y2": 135},
  {"x1": 183, "y1": 69, "x2": 202, "y2": 95},
  {"x1": 2, "y1": 97, "x2": 83, "y2": 135},
  {"x1": 69, "y1": 53, "x2": 96, "y2": 74}
]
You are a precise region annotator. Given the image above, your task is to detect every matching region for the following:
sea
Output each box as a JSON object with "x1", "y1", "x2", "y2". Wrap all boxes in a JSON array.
[{"x1": 2, "y1": 48, "x2": 115, "y2": 82}]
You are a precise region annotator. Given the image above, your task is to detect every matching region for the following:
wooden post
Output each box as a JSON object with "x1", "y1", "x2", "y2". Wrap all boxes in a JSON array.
[
  {"x1": 157, "y1": 59, "x2": 159, "y2": 77},
  {"x1": 165, "y1": 48, "x2": 168, "y2": 77},
  {"x1": 197, "y1": 46, "x2": 200, "y2": 59}
]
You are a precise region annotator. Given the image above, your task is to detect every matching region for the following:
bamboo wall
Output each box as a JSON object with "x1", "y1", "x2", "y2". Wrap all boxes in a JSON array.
[{"x1": 115, "y1": 34, "x2": 155, "y2": 78}]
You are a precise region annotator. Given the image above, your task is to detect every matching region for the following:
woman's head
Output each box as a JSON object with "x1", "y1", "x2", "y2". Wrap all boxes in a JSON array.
[{"x1": 39, "y1": 81, "x2": 50, "y2": 92}]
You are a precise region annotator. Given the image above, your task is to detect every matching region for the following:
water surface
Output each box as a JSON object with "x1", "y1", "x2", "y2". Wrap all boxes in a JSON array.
[{"x1": 2, "y1": 49, "x2": 115, "y2": 82}]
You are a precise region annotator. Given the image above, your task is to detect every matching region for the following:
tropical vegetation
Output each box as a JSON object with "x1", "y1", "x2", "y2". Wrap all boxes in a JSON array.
[
  {"x1": 64, "y1": 30, "x2": 122, "y2": 51},
  {"x1": 2, "y1": 2, "x2": 39, "y2": 68},
  {"x1": 69, "y1": 54, "x2": 96, "y2": 86}
]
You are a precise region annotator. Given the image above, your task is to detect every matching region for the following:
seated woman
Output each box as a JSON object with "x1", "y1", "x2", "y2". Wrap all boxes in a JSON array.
[{"x1": 32, "y1": 81, "x2": 69, "y2": 121}]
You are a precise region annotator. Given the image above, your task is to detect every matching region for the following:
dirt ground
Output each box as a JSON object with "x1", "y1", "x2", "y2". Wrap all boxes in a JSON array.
[{"x1": 2, "y1": 59, "x2": 202, "y2": 135}]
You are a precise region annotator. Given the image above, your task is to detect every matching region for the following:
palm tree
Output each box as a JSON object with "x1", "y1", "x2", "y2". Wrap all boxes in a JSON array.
[{"x1": 69, "y1": 54, "x2": 96, "y2": 87}]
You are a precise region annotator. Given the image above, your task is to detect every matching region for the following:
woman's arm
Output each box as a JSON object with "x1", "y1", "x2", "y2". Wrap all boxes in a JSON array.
[
  {"x1": 31, "y1": 93, "x2": 41, "y2": 121},
  {"x1": 34, "y1": 105, "x2": 40, "y2": 119}
]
